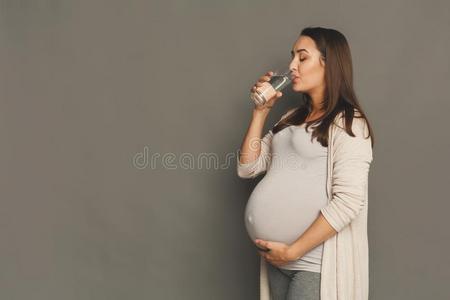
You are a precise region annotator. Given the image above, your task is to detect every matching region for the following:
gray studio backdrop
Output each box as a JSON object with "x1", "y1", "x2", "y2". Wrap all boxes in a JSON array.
[{"x1": 1, "y1": 1, "x2": 449, "y2": 299}]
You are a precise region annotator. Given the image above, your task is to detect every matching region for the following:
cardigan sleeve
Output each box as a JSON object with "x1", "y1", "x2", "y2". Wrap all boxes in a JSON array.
[
  {"x1": 320, "y1": 117, "x2": 374, "y2": 232},
  {"x1": 237, "y1": 130, "x2": 274, "y2": 178}
]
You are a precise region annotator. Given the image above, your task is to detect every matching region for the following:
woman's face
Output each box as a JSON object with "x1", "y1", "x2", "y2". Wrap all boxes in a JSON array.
[{"x1": 289, "y1": 36, "x2": 326, "y2": 94}]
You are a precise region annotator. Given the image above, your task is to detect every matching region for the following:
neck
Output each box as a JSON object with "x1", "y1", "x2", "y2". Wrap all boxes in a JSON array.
[
  {"x1": 309, "y1": 94, "x2": 325, "y2": 115},
  {"x1": 308, "y1": 85, "x2": 326, "y2": 114}
]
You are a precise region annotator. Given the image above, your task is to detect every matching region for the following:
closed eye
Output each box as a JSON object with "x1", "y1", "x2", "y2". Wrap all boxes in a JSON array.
[{"x1": 291, "y1": 56, "x2": 306, "y2": 62}]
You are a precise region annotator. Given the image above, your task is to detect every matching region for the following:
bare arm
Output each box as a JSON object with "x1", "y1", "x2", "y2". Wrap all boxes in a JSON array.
[
  {"x1": 239, "y1": 69, "x2": 278, "y2": 165},
  {"x1": 287, "y1": 213, "x2": 337, "y2": 260},
  {"x1": 236, "y1": 108, "x2": 274, "y2": 179},
  {"x1": 236, "y1": 70, "x2": 283, "y2": 178},
  {"x1": 238, "y1": 109, "x2": 270, "y2": 165}
]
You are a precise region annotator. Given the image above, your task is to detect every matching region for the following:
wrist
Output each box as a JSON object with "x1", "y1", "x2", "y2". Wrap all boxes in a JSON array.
[
  {"x1": 287, "y1": 244, "x2": 303, "y2": 261},
  {"x1": 252, "y1": 107, "x2": 271, "y2": 119}
]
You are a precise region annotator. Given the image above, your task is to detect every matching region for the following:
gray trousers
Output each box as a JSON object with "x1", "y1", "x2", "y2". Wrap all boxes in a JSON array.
[{"x1": 266, "y1": 262, "x2": 321, "y2": 300}]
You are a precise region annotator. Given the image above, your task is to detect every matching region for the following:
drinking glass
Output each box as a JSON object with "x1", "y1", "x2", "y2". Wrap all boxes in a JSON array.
[{"x1": 250, "y1": 68, "x2": 292, "y2": 106}]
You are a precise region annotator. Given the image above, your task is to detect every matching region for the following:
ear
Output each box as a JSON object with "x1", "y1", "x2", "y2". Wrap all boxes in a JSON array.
[{"x1": 319, "y1": 55, "x2": 326, "y2": 67}]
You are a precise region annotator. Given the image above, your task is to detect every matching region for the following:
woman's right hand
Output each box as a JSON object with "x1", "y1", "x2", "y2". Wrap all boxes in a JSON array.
[{"x1": 251, "y1": 71, "x2": 284, "y2": 112}]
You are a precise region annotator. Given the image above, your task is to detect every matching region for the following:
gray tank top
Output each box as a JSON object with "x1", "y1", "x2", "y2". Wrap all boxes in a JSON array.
[{"x1": 244, "y1": 122, "x2": 328, "y2": 273}]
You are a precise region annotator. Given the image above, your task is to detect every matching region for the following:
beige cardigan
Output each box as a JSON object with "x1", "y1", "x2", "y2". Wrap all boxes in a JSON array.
[{"x1": 237, "y1": 109, "x2": 374, "y2": 300}]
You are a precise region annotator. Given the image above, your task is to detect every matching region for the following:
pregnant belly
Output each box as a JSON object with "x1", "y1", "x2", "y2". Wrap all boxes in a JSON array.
[{"x1": 244, "y1": 174, "x2": 327, "y2": 245}]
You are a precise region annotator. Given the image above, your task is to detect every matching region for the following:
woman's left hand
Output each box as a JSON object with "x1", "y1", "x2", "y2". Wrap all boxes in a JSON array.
[{"x1": 254, "y1": 239, "x2": 297, "y2": 267}]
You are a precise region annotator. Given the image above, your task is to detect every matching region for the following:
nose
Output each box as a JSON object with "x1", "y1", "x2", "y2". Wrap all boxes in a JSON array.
[{"x1": 289, "y1": 60, "x2": 297, "y2": 74}]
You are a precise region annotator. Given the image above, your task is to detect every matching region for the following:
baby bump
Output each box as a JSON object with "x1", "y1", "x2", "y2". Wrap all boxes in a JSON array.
[{"x1": 244, "y1": 173, "x2": 327, "y2": 245}]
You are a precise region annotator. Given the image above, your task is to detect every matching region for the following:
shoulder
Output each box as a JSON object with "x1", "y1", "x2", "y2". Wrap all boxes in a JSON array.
[
  {"x1": 333, "y1": 109, "x2": 370, "y2": 138},
  {"x1": 331, "y1": 109, "x2": 373, "y2": 160}
]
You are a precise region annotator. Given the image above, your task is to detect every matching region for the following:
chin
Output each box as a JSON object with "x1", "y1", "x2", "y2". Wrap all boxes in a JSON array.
[{"x1": 291, "y1": 84, "x2": 304, "y2": 93}]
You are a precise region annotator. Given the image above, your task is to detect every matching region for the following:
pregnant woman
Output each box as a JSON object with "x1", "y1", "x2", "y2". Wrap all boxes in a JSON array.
[{"x1": 237, "y1": 27, "x2": 375, "y2": 300}]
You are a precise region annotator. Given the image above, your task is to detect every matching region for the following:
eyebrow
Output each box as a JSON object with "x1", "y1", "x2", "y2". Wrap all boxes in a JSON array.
[{"x1": 290, "y1": 48, "x2": 309, "y2": 56}]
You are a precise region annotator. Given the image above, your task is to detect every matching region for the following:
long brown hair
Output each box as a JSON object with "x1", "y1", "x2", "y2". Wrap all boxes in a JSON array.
[{"x1": 272, "y1": 26, "x2": 375, "y2": 148}]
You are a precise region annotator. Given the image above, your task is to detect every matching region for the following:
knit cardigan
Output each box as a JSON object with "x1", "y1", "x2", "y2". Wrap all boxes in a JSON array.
[{"x1": 237, "y1": 109, "x2": 374, "y2": 300}]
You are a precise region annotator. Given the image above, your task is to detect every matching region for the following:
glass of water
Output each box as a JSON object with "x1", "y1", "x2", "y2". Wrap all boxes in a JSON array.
[{"x1": 250, "y1": 68, "x2": 292, "y2": 107}]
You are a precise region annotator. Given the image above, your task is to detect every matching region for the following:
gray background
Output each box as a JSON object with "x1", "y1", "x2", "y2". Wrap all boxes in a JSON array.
[{"x1": 1, "y1": 0, "x2": 449, "y2": 299}]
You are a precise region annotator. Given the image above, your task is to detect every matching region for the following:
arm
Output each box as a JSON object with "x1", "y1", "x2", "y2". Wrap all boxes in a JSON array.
[
  {"x1": 237, "y1": 109, "x2": 272, "y2": 179},
  {"x1": 288, "y1": 118, "x2": 374, "y2": 259},
  {"x1": 237, "y1": 108, "x2": 297, "y2": 179}
]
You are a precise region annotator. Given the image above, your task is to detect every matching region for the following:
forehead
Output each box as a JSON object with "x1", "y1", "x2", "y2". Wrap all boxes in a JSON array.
[{"x1": 291, "y1": 36, "x2": 318, "y2": 54}]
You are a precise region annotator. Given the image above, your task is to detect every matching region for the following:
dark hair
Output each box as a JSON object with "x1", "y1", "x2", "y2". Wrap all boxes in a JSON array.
[{"x1": 272, "y1": 26, "x2": 374, "y2": 148}]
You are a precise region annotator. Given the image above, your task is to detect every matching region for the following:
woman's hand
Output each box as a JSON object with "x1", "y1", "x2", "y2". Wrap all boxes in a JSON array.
[
  {"x1": 251, "y1": 71, "x2": 283, "y2": 113},
  {"x1": 254, "y1": 239, "x2": 299, "y2": 267}
]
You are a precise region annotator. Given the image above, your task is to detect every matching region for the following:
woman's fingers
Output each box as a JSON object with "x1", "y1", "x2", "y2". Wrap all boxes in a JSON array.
[
  {"x1": 256, "y1": 71, "x2": 273, "y2": 85},
  {"x1": 256, "y1": 73, "x2": 272, "y2": 86},
  {"x1": 250, "y1": 71, "x2": 274, "y2": 94},
  {"x1": 259, "y1": 73, "x2": 272, "y2": 83},
  {"x1": 258, "y1": 76, "x2": 270, "y2": 83}
]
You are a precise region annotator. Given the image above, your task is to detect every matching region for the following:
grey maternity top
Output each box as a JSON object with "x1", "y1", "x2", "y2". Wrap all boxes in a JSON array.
[{"x1": 244, "y1": 122, "x2": 328, "y2": 273}]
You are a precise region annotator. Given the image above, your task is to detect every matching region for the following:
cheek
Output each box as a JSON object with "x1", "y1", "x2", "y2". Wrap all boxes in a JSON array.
[
  {"x1": 301, "y1": 64, "x2": 324, "y2": 83},
  {"x1": 300, "y1": 61, "x2": 316, "y2": 74},
  {"x1": 298, "y1": 63, "x2": 313, "y2": 79}
]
